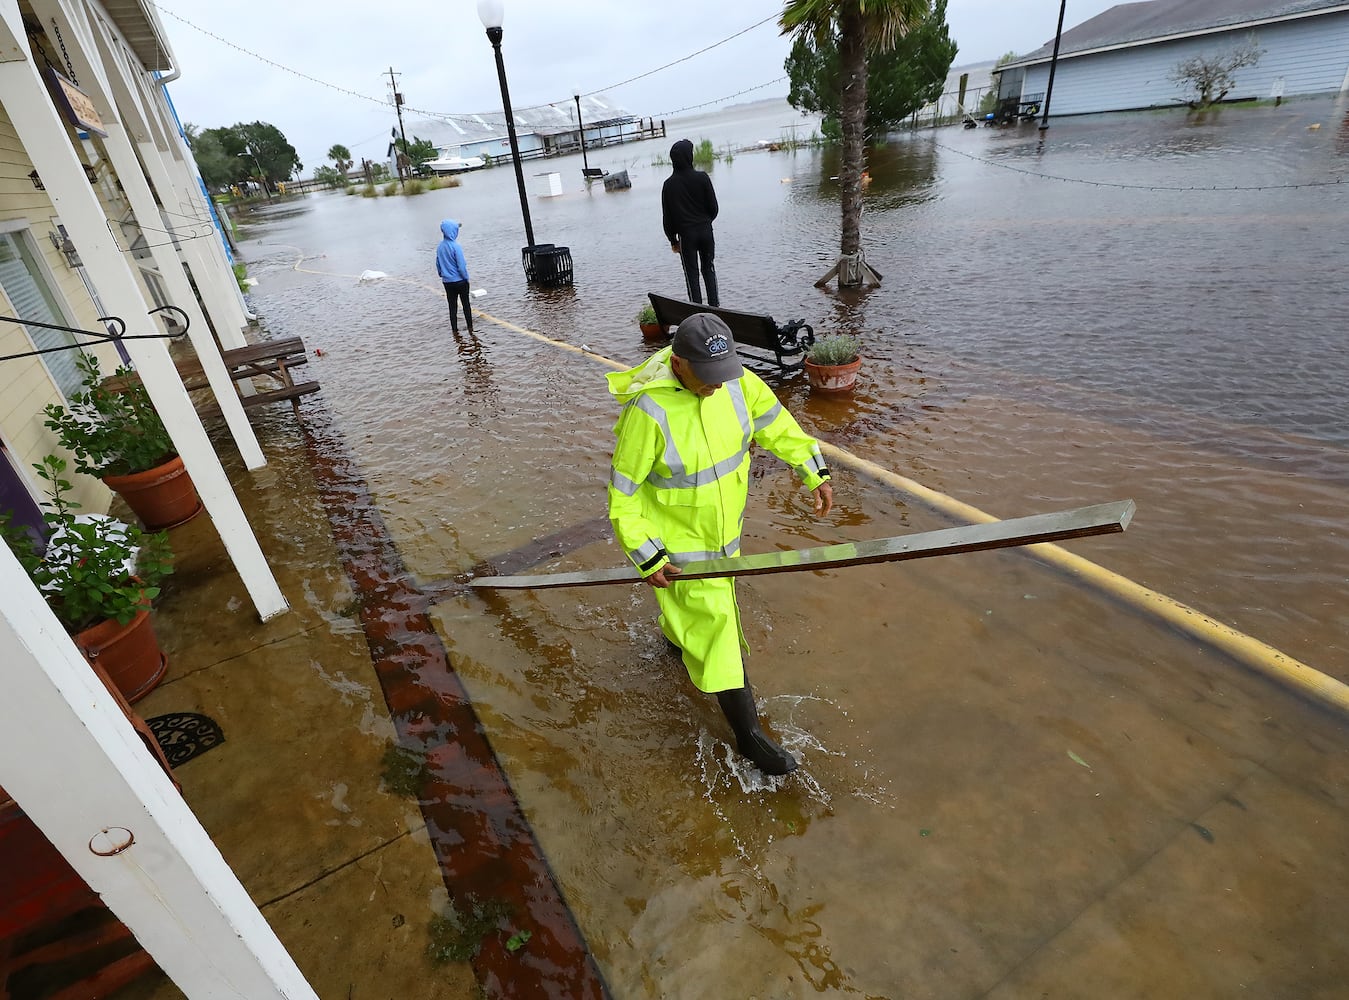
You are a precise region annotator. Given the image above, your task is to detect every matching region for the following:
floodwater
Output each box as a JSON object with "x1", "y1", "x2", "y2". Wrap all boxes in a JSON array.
[{"x1": 230, "y1": 96, "x2": 1349, "y2": 997}]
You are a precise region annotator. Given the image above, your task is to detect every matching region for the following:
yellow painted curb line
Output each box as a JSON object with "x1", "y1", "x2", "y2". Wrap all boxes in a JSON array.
[
  {"x1": 818, "y1": 450, "x2": 1349, "y2": 717},
  {"x1": 283, "y1": 251, "x2": 1348, "y2": 715}
]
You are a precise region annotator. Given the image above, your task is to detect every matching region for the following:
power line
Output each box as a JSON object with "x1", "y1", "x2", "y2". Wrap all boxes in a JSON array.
[
  {"x1": 148, "y1": 1, "x2": 779, "y2": 124},
  {"x1": 932, "y1": 139, "x2": 1345, "y2": 192},
  {"x1": 655, "y1": 77, "x2": 790, "y2": 119},
  {"x1": 579, "y1": 14, "x2": 779, "y2": 101}
]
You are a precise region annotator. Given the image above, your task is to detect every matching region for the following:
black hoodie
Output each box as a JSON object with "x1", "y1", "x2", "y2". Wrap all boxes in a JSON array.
[{"x1": 661, "y1": 139, "x2": 719, "y2": 246}]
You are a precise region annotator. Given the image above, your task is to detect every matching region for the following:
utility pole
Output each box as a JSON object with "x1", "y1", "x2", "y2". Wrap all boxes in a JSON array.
[{"x1": 387, "y1": 67, "x2": 409, "y2": 190}]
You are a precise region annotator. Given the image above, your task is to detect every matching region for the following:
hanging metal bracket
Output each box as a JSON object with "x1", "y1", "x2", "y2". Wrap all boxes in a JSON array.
[{"x1": 0, "y1": 305, "x2": 189, "y2": 362}]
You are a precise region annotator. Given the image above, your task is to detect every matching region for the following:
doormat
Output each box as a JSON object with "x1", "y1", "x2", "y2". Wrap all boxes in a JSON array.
[{"x1": 145, "y1": 712, "x2": 225, "y2": 768}]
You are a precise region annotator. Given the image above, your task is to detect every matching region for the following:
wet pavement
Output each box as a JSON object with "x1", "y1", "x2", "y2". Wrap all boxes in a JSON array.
[{"x1": 113, "y1": 96, "x2": 1348, "y2": 998}]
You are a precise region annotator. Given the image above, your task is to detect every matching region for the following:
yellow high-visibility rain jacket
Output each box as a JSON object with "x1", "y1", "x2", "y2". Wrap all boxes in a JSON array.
[{"x1": 606, "y1": 346, "x2": 830, "y2": 692}]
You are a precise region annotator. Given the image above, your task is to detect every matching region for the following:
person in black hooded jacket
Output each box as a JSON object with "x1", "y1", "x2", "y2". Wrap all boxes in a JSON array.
[{"x1": 661, "y1": 138, "x2": 720, "y2": 306}]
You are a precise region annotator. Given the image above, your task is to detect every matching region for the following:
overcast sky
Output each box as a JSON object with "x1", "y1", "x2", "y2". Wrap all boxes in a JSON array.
[{"x1": 152, "y1": 0, "x2": 1121, "y2": 171}]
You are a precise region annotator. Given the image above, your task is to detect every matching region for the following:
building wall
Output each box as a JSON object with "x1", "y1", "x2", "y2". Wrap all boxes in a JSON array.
[
  {"x1": 1020, "y1": 12, "x2": 1349, "y2": 115},
  {"x1": 0, "y1": 109, "x2": 115, "y2": 515}
]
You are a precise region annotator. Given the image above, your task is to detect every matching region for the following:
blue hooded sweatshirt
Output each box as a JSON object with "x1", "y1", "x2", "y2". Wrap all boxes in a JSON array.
[{"x1": 435, "y1": 220, "x2": 469, "y2": 283}]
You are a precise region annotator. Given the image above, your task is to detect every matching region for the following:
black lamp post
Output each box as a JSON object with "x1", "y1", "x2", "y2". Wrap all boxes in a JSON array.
[
  {"x1": 478, "y1": 0, "x2": 535, "y2": 252},
  {"x1": 1039, "y1": 0, "x2": 1069, "y2": 131},
  {"x1": 237, "y1": 149, "x2": 272, "y2": 199},
  {"x1": 574, "y1": 90, "x2": 591, "y2": 174}
]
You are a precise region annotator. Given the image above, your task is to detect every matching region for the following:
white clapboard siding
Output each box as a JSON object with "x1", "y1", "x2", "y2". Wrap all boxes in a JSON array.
[{"x1": 1021, "y1": 12, "x2": 1349, "y2": 115}]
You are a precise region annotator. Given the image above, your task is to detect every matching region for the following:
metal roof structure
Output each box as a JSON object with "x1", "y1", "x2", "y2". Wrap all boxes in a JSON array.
[
  {"x1": 406, "y1": 93, "x2": 636, "y2": 147},
  {"x1": 1008, "y1": 0, "x2": 1349, "y2": 65}
]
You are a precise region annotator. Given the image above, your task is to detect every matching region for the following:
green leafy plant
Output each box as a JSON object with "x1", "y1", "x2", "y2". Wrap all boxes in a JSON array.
[
  {"x1": 0, "y1": 455, "x2": 173, "y2": 634},
  {"x1": 380, "y1": 742, "x2": 429, "y2": 798},
  {"x1": 806, "y1": 333, "x2": 861, "y2": 366},
  {"x1": 636, "y1": 302, "x2": 658, "y2": 325},
  {"x1": 426, "y1": 894, "x2": 511, "y2": 964},
  {"x1": 693, "y1": 138, "x2": 716, "y2": 169},
  {"x1": 232, "y1": 262, "x2": 248, "y2": 294},
  {"x1": 43, "y1": 353, "x2": 176, "y2": 478}
]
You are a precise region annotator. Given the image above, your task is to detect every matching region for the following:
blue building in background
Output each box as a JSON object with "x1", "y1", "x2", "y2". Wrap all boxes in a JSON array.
[{"x1": 997, "y1": 0, "x2": 1349, "y2": 116}]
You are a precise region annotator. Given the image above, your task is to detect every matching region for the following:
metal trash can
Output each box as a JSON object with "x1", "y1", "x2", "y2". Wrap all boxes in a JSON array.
[{"x1": 521, "y1": 244, "x2": 573, "y2": 288}]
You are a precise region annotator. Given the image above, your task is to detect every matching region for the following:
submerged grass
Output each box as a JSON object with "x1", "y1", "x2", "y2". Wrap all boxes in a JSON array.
[{"x1": 426, "y1": 894, "x2": 514, "y2": 963}]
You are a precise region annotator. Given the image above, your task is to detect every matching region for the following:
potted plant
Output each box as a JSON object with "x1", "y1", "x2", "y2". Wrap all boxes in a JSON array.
[
  {"x1": 804, "y1": 334, "x2": 862, "y2": 392},
  {"x1": 636, "y1": 302, "x2": 667, "y2": 341},
  {"x1": 0, "y1": 456, "x2": 174, "y2": 702},
  {"x1": 43, "y1": 352, "x2": 202, "y2": 530}
]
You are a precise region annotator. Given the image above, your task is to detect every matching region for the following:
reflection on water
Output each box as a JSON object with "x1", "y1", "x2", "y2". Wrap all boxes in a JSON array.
[{"x1": 236, "y1": 95, "x2": 1349, "y2": 997}]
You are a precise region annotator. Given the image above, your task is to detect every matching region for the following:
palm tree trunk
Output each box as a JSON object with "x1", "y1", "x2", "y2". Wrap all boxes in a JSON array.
[{"x1": 838, "y1": 1, "x2": 867, "y2": 262}]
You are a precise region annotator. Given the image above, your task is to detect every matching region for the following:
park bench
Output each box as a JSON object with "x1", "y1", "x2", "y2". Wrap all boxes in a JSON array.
[{"x1": 647, "y1": 292, "x2": 815, "y2": 374}]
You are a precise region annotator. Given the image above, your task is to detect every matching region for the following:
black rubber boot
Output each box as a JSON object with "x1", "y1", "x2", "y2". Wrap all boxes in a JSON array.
[{"x1": 715, "y1": 683, "x2": 797, "y2": 776}]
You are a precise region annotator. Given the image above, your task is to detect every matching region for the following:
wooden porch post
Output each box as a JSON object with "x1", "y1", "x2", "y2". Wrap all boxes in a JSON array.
[{"x1": 0, "y1": 546, "x2": 318, "y2": 999}]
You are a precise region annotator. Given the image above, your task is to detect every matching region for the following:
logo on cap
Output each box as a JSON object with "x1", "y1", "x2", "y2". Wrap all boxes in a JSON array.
[{"x1": 705, "y1": 334, "x2": 729, "y2": 358}]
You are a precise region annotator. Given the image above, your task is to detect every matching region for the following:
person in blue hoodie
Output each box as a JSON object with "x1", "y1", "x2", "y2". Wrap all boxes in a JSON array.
[{"x1": 435, "y1": 219, "x2": 473, "y2": 334}]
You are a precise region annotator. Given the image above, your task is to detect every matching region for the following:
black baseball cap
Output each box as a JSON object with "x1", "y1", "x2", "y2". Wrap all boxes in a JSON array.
[{"x1": 671, "y1": 314, "x2": 743, "y2": 384}]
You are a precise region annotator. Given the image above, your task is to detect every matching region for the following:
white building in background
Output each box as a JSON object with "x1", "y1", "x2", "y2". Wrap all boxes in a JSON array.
[{"x1": 996, "y1": 0, "x2": 1349, "y2": 117}]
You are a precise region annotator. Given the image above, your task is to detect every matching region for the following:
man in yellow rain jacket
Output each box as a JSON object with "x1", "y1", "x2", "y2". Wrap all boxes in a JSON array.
[{"x1": 607, "y1": 313, "x2": 833, "y2": 775}]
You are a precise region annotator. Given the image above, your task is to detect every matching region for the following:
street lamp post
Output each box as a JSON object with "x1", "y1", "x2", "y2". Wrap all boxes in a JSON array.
[
  {"x1": 477, "y1": 0, "x2": 535, "y2": 254},
  {"x1": 1039, "y1": 0, "x2": 1069, "y2": 131},
  {"x1": 573, "y1": 90, "x2": 591, "y2": 175},
  {"x1": 237, "y1": 149, "x2": 272, "y2": 199}
]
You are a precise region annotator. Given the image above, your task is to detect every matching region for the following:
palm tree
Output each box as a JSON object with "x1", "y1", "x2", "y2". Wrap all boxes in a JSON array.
[
  {"x1": 780, "y1": 0, "x2": 929, "y2": 287},
  {"x1": 327, "y1": 143, "x2": 354, "y2": 179}
]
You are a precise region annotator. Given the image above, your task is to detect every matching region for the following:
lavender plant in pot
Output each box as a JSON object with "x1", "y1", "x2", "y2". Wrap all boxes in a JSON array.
[{"x1": 803, "y1": 333, "x2": 862, "y2": 392}]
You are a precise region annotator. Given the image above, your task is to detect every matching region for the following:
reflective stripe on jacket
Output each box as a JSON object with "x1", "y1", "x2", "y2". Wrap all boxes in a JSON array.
[
  {"x1": 606, "y1": 346, "x2": 829, "y2": 578},
  {"x1": 606, "y1": 347, "x2": 829, "y2": 691}
]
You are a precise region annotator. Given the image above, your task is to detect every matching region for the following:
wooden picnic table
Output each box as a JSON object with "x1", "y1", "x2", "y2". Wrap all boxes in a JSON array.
[{"x1": 104, "y1": 336, "x2": 319, "y2": 413}]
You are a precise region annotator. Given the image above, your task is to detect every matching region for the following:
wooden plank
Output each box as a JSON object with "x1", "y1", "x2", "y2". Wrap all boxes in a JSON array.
[
  {"x1": 238, "y1": 382, "x2": 320, "y2": 409},
  {"x1": 219, "y1": 337, "x2": 305, "y2": 367},
  {"x1": 469, "y1": 500, "x2": 1135, "y2": 591}
]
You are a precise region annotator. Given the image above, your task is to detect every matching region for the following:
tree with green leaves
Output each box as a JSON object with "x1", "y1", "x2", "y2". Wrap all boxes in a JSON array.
[
  {"x1": 394, "y1": 136, "x2": 438, "y2": 176},
  {"x1": 786, "y1": 0, "x2": 956, "y2": 139},
  {"x1": 327, "y1": 144, "x2": 354, "y2": 180},
  {"x1": 980, "y1": 50, "x2": 1019, "y2": 115},
  {"x1": 185, "y1": 121, "x2": 302, "y2": 190},
  {"x1": 780, "y1": 0, "x2": 932, "y2": 288}
]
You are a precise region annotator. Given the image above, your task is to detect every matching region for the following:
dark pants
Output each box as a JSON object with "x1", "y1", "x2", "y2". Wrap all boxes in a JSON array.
[
  {"x1": 678, "y1": 224, "x2": 718, "y2": 307},
  {"x1": 443, "y1": 280, "x2": 472, "y2": 332}
]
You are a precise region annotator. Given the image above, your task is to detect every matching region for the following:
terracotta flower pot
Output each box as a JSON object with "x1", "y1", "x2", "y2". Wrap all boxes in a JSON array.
[
  {"x1": 804, "y1": 356, "x2": 862, "y2": 392},
  {"x1": 639, "y1": 321, "x2": 668, "y2": 342},
  {"x1": 75, "y1": 608, "x2": 167, "y2": 704},
  {"x1": 102, "y1": 455, "x2": 202, "y2": 531}
]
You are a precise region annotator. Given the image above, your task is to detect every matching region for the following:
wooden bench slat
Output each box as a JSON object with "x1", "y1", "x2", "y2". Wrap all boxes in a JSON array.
[{"x1": 238, "y1": 381, "x2": 321, "y2": 409}]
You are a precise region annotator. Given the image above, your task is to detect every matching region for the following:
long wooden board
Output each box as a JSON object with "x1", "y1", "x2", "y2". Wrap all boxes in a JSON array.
[{"x1": 468, "y1": 500, "x2": 1135, "y2": 590}]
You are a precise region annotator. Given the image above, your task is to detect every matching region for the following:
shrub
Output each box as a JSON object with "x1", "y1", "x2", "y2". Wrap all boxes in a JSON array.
[
  {"x1": 636, "y1": 302, "x2": 657, "y2": 325},
  {"x1": 0, "y1": 456, "x2": 173, "y2": 633},
  {"x1": 693, "y1": 139, "x2": 716, "y2": 169},
  {"x1": 361, "y1": 184, "x2": 378, "y2": 198},
  {"x1": 44, "y1": 353, "x2": 175, "y2": 477},
  {"x1": 806, "y1": 333, "x2": 861, "y2": 366},
  {"x1": 382, "y1": 181, "x2": 398, "y2": 196}
]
